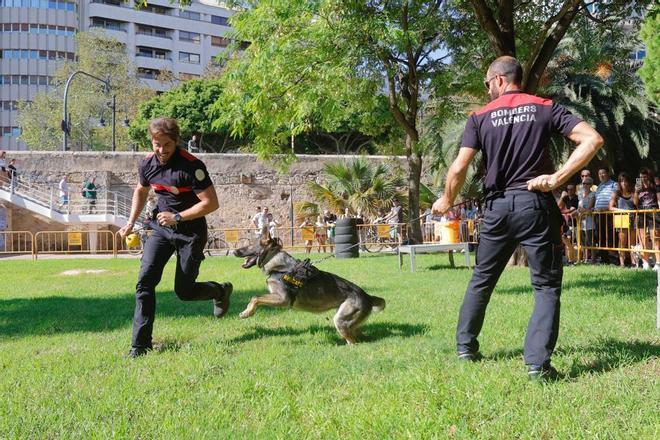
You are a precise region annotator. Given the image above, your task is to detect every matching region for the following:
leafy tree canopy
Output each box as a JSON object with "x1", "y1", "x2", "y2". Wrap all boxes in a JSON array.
[
  {"x1": 638, "y1": 5, "x2": 659, "y2": 104},
  {"x1": 17, "y1": 30, "x2": 154, "y2": 151}
]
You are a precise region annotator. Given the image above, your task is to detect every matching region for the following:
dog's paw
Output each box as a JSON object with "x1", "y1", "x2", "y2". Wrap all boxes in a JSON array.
[{"x1": 239, "y1": 310, "x2": 253, "y2": 319}]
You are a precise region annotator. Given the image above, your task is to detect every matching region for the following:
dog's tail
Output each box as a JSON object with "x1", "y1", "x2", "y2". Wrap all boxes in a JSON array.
[{"x1": 370, "y1": 295, "x2": 386, "y2": 313}]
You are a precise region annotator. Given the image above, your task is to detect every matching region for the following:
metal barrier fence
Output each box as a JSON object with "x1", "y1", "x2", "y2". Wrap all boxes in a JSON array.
[
  {"x1": 33, "y1": 230, "x2": 116, "y2": 259},
  {"x1": 570, "y1": 209, "x2": 660, "y2": 264},
  {"x1": 0, "y1": 231, "x2": 34, "y2": 257}
]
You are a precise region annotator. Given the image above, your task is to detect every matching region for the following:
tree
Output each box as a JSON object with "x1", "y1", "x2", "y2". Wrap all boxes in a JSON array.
[
  {"x1": 129, "y1": 79, "x2": 244, "y2": 152},
  {"x1": 638, "y1": 5, "x2": 659, "y2": 104},
  {"x1": 304, "y1": 159, "x2": 406, "y2": 220},
  {"x1": 461, "y1": 0, "x2": 653, "y2": 94},
  {"x1": 544, "y1": 21, "x2": 660, "y2": 174},
  {"x1": 214, "y1": 0, "x2": 455, "y2": 243},
  {"x1": 17, "y1": 30, "x2": 154, "y2": 151}
]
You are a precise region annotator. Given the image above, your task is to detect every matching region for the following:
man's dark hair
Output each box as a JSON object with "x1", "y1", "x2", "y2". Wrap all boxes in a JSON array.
[
  {"x1": 597, "y1": 167, "x2": 610, "y2": 174},
  {"x1": 148, "y1": 117, "x2": 181, "y2": 143},
  {"x1": 488, "y1": 56, "x2": 523, "y2": 85}
]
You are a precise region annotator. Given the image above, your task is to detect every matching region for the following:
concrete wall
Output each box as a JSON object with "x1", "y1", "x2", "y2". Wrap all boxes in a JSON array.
[{"x1": 6, "y1": 151, "x2": 407, "y2": 232}]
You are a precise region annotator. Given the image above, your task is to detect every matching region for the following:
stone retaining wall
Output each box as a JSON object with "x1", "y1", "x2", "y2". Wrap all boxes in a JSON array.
[{"x1": 3, "y1": 152, "x2": 407, "y2": 232}]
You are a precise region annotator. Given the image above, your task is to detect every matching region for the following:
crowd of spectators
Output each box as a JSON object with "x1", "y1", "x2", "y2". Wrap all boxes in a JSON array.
[{"x1": 555, "y1": 166, "x2": 660, "y2": 269}]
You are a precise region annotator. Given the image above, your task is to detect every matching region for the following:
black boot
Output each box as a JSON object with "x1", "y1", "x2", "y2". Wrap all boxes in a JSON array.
[{"x1": 212, "y1": 282, "x2": 233, "y2": 318}]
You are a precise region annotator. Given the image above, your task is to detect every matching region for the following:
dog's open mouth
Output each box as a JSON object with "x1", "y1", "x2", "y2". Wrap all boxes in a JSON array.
[{"x1": 241, "y1": 255, "x2": 258, "y2": 268}]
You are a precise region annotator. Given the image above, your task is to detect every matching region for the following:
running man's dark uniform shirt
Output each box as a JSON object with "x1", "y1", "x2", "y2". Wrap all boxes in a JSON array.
[
  {"x1": 460, "y1": 91, "x2": 582, "y2": 193},
  {"x1": 138, "y1": 148, "x2": 213, "y2": 213}
]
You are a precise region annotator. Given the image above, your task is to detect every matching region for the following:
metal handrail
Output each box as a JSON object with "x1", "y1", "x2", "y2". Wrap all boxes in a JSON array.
[{"x1": 0, "y1": 173, "x2": 143, "y2": 221}]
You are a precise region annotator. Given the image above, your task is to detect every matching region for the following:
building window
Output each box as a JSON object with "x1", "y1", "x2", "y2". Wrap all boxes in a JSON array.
[
  {"x1": 180, "y1": 10, "x2": 201, "y2": 20},
  {"x1": 179, "y1": 72, "x2": 200, "y2": 81},
  {"x1": 211, "y1": 15, "x2": 229, "y2": 26},
  {"x1": 211, "y1": 36, "x2": 230, "y2": 47},
  {"x1": 136, "y1": 24, "x2": 170, "y2": 39},
  {"x1": 179, "y1": 31, "x2": 200, "y2": 44},
  {"x1": 137, "y1": 47, "x2": 170, "y2": 60},
  {"x1": 0, "y1": 0, "x2": 75, "y2": 10},
  {"x1": 0, "y1": 127, "x2": 22, "y2": 138},
  {"x1": 179, "y1": 52, "x2": 200, "y2": 64},
  {"x1": 137, "y1": 68, "x2": 160, "y2": 80},
  {"x1": 90, "y1": 17, "x2": 125, "y2": 32},
  {"x1": 143, "y1": 4, "x2": 171, "y2": 15}
]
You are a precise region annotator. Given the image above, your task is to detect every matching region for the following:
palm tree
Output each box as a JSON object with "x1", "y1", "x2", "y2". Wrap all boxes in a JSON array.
[
  {"x1": 304, "y1": 159, "x2": 406, "y2": 220},
  {"x1": 541, "y1": 29, "x2": 660, "y2": 174}
]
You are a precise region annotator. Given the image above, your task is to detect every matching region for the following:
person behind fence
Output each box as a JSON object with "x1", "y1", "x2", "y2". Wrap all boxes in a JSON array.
[
  {"x1": 314, "y1": 214, "x2": 328, "y2": 253},
  {"x1": 633, "y1": 167, "x2": 660, "y2": 270},
  {"x1": 58, "y1": 175, "x2": 69, "y2": 209},
  {"x1": 609, "y1": 172, "x2": 637, "y2": 268},
  {"x1": 578, "y1": 177, "x2": 596, "y2": 263},
  {"x1": 82, "y1": 177, "x2": 98, "y2": 214},
  {"x1": 299, "y1": 216, "x2": 314, "y2": 254},
  {"x1": 267, "y1": 212, "x2": 280, "y2": 239},
  {"x1": 252, "y1": 206, "x2": 268, "y2": 236},
  {"x1": 323, "y1": 209, "x2": 337, "y2": 251},
  {"x1": 383, "y1": 199, "x2": 403, "y2": 242},
  {"x1": 594, "y1": 167, "x2": 618, "y2": 264},
  {"x1": 0, "y1": 150, "x2": 6, "y2": 175},
  {"x1": 432, "y1": 56, "x2": 603, "y2": 381},
  {"x1": 118, "y1": 117, "x2": 233, "y2": 359},
  {"x1": 558, "y1": 184, "x2": 578, "y2": 264}
]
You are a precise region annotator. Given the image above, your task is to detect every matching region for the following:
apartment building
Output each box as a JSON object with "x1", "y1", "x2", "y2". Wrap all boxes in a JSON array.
[{"x1": 0, "y1": 0, "x2": 235, "y2": 151}]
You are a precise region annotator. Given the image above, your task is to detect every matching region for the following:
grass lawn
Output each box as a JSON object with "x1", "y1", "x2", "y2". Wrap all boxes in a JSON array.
[{"x1": 0, "y1": 253, "x2": 658, "y2": 438}]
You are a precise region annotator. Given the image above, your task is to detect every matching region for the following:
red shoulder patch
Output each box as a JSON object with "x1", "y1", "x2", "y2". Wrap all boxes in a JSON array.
[
  {"x1": 475, "y1": 93, "x2": 552, "y2": 116},
  {"x1": 178, "y1": 148, "x2": 197, "y2": 162}
]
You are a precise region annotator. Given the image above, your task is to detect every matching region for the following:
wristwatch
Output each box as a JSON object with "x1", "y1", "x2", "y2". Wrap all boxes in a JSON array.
[{"x1": 174, "y1": 213, "x2": 182, "y2": 224}]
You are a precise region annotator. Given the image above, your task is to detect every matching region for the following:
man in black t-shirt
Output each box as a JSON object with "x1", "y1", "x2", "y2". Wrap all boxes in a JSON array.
[
  {"x1": 432, "y1": 56, "x2": 603, "y2": 381},
  {"x1": 118, "y1": 117, "x2": 232, "y2": 358}
]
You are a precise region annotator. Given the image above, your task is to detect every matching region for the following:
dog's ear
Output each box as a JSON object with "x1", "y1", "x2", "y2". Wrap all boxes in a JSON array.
[{"x1": 260, "y1": 225, "x2": 271, "y2": 242}]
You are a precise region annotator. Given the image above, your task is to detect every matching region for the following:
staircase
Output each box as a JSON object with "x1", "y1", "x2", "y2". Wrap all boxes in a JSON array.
[{"x1": 0, "y1": 173, "x2": 138, "y2": 227}]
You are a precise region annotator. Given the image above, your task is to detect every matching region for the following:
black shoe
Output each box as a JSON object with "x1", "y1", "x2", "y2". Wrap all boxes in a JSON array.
[
  {"x1": 212, "y1": 282, "x2": 233, "y2": 318},
  {"x1": 457, "y1": 351, "x2": 483, "y2": 362},
  {"x1": 127, "y1": 346, "x2": 150, "y2": 359},
  {"x1": 528, "y1": 363, "x2": 559, "y2": 382}
]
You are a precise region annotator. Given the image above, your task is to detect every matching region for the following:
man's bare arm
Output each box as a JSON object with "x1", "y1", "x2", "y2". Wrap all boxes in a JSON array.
[
  {"x1": 528, "y1": 122, "x2": 604, "y2": 192},
  {"x1": 432, "y1": 147, "x2": 478, "y2": 215}
]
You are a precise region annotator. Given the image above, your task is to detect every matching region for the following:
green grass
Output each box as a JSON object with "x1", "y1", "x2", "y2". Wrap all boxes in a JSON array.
[{"x1": 0, "y1": 253, "x2": 658, "y2": 439}]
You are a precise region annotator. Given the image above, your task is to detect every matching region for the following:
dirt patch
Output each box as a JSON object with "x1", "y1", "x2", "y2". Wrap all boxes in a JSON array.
[{"x1": 59, "y1": 269, "x2": 110, "y2": 276}]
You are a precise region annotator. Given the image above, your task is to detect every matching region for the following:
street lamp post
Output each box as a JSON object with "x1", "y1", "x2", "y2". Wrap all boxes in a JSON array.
[{"x1": 62, "y1": 70, "x2": 114, "y2": 151}]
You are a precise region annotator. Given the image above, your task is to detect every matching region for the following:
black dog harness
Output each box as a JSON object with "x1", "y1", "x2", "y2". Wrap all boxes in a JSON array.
[{"x1": 267, "y1": 259, "x2": 320, "y2": 303}]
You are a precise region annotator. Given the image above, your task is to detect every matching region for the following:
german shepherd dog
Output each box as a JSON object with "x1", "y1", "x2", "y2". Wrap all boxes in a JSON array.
[{"x1": 233, "y1": 230, "x2": 386, "y2": 344}]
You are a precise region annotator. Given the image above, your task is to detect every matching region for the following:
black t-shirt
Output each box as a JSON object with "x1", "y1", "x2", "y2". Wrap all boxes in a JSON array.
[
  {"x1": 138, "y1": 148, "x2": 213, "y2": 214},
  {"x1": 561, "y1": 194, "x2": 579, "y2": 210},
  {"x1": 460, "y1": 91, "x2": 582, "y2": 193},
  {"x1": 637, "y1": 183, "x2": 659, "y2": 209}
]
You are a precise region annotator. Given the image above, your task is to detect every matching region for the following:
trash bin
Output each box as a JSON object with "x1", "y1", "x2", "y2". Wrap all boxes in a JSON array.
[{"x1": 334, "y1": 218, "x2": 359, "y2": 258}]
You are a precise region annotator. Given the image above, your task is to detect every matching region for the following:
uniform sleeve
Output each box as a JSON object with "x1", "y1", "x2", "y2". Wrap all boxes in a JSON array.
[
  {"x1": 551, "y1": 102, "x2": 583, "y2": 136},
  {"x1": 460, "y1": 114, "x2": 481, "y2": 150},
  {"x1": 138, "y1": 159, "x2": 149, "y2": 187},
  {"x1": 191, "y1": 160, "x2": 213, "y2": 192}
]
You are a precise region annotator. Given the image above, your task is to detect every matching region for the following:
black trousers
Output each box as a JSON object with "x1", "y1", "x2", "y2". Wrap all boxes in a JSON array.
[
  {"x1": 132, "y1": 218, "x2": 221, "y2": 349},
  {"x1": 456, "y1": 190, "x2": 563, "y2": 366}
]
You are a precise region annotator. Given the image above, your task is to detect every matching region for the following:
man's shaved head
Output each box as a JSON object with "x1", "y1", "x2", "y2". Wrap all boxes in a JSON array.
[{"x1": 488, "y1": 56, "x2": 523, "y2": 85}]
